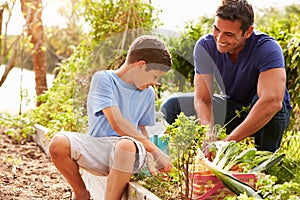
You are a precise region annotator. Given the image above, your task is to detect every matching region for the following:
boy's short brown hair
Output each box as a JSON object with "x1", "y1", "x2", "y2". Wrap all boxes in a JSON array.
[{"x1": 126, "y1": 35, "x2": 172, "y2": 72}]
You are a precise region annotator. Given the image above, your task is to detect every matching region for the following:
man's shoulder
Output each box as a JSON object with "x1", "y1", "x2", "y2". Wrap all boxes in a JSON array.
[
  {"x1": 251, "y1": 31, "x2": 280, "y2": 47},
  {"x1": 249, "y1": 31, "x2": 283, "y2": 58},
  {"x1": 197, "y1": 34, "x2": 215, "y2": 45},
  {"x1": 195, "y1": 34, "x2": 216, "y2": 51}
]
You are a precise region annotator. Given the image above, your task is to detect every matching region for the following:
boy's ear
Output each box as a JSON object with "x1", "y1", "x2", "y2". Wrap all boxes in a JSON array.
[{"x1": 136, "y1": 60, "x2": 146, "y2": 67}]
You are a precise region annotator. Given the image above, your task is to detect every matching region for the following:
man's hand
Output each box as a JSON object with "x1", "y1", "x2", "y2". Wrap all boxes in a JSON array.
[{"x1": 201, "y1": 140, "x2": 215, "y2": 161}]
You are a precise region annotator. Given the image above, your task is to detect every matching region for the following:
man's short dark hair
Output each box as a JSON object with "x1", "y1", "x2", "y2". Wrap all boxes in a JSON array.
[
  {"x1": 126, "y1": 35, "x2": 172, "y2": 72},
  {"x1": 216, "y1": 0, "x2": 254, "y2": 34}
]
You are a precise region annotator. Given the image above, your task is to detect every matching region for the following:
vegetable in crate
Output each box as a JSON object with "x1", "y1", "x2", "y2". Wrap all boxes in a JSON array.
[
  {"x1": 206, "y1": 141, "x2": 285, "y2": 173},
  {"x1": 208, "y1": 141, "x2": 257, "y2": 171},
  {"x1": 195, "y1": 149, "x2": 263, "y2": 199}
]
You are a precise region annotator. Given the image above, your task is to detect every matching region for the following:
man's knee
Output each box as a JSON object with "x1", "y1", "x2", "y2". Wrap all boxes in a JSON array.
[{"x1": 49, "y1": 134, "x2": 70, "y2": 159}]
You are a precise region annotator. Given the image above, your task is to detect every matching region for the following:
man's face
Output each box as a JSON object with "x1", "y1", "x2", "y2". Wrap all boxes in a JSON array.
[
  {"x1": 134, "y1": 65, "x2": 165, "y2": 90},
  {"x1": 213, "y1": 16, "x2": 249, "y2": 55}
]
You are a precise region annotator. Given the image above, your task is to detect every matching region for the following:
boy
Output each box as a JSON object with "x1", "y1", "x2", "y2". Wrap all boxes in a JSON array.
[{"x1": 49, "y1": 35, "x2": 173, "y2": 200}]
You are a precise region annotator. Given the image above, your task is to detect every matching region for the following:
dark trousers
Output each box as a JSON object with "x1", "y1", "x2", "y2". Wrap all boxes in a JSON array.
[{"x1": 160, "y1": 93, "x2": 291, "y2": 152}]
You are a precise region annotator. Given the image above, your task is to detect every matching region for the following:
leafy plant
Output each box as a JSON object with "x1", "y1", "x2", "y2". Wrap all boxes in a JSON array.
[
  {"x1": 0, "y1": 113, "x2": 35, "y2": 140},
  {"x1": 256, "y1": 175, "x2": 300, "y2": 200},
  {"x1": 264, "y1": 157, "x2": 300, "y2": 184},
  {"x1": 164, "y1": 112, "x2": 208, "y2": 199}
]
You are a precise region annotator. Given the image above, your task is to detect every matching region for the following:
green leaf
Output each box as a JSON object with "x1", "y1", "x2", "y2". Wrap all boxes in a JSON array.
[{"x1": 250, "y1": 153, "x2": 285, "y2": 173}]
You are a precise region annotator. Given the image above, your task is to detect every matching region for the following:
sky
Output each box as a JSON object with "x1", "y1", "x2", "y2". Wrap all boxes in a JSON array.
[{"x1": 2, "y1": 0, "x2": 300, "y2": 35}]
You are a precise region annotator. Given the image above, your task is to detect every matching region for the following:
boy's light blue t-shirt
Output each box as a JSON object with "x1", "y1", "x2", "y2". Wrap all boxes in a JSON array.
[{"x1": 87, "y1": 70, "x2": 156, "y2": 137}]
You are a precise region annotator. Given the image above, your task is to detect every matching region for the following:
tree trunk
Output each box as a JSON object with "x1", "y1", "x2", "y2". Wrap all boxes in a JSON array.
[
  {"x1": 0, "y1": 8, "x2": 3, "y2": 57},
  {"x1": 20, "y1": 0, "x2": 47, "y2": 106}
]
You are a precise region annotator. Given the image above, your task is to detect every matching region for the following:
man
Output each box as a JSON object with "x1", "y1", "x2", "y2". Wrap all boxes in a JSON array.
[
  {"x1": 161, "y1": 0, "x2": 291, "y2": 152},
  {"x1": 49, "y1": 35, "x2": 172, "y2": 200}
]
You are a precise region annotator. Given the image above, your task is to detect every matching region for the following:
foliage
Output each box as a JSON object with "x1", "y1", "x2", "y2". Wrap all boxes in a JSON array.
[
  {"x1": 34, "y1": 0, "x2": 89, "y2": 73},
  {"x1": 132, "y1": 172, "x2": 180, "y2": 200},
  {"x1": 265, "y1": 157, "x2": 300, "y2": 184},
  {"x1": 225, "y1": 175, "x2": 300, "y2": 200},
  {"x1": 44, "y1": 24, "x2": 86, "y2": 72},
  {"x1": 278, "y1": 133, "x2": 300, "y2": 160},
  {"x1": 26, "y1": 44, "x2": 91, "y2": 138},
  {"x1": 80, "y1": 0, "x2": 160, "y2": 44},
  {"x1": 135, "y1": 108, "x2": 251, "y2": 199},
  {"x1": 165, "y1": 16, "x2": 213, "y2": 89},
  {"x1": 0, "y1": 113, "x2": 34, "y2": 140},
  {"x1": 256, "y1": 175, "x2": 300, "y2": 200}
]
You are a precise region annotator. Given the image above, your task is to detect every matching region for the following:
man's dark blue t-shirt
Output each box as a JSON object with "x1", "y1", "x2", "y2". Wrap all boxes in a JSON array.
[{"x1": 194, "y1": 31, "x2": 291, "y2": 108}]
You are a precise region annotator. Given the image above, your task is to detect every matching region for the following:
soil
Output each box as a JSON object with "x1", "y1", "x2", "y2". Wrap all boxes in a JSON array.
[{"x1": 0, "y1": 127, "x2": 72, "y2": 200}]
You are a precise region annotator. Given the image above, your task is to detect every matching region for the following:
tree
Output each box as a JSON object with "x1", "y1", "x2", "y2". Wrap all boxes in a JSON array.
[
  {"x1": 0, "y1": 0, "x2": 18, "y2": 88},
  {"x1": 20, "y1": 0, "x2": 47, "y2": 105}
]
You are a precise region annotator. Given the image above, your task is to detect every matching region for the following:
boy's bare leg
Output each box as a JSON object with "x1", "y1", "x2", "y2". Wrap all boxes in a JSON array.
[
  {"x1": 49, "y1": 135, "x2": 91, "y2": 200},
  {"x1": 105, "y1": 139, "x2": 136, "y2": 200}
]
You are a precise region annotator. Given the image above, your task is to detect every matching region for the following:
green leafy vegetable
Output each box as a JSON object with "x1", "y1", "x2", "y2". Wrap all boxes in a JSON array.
[
  {"x1": 196, "y1": 150, "x2": 263, "y2": 199},
  {"x1": 209, "y1": 141, "x2": 256, "y2": 171},
  {"x1": 249, "y1": 152, "x2": 285, "y2": 173}
]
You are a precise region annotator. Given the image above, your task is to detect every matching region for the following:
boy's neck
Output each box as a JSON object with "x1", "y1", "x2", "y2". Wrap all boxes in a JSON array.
[{"x1": 115, "y1": 63, "x2": 134, "y2": 84}]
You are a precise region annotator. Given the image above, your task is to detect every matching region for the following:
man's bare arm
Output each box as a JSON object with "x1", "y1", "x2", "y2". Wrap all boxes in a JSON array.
[
  {"x1": 194, "y1": 73, "x2": 214, "y2": 126},
  {"x1": 224, "y1": 68, "x2": 286, "y2": 142}
]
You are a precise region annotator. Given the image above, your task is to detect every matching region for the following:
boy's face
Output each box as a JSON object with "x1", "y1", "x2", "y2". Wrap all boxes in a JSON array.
[{"x1": 134, "y1": 65, "x2": 165, "y2": 90}]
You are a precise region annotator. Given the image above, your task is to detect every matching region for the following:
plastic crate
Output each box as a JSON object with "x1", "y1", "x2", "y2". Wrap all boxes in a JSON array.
[{"x1": 189, "y1": 171, "x2": 257, "y2": 200}]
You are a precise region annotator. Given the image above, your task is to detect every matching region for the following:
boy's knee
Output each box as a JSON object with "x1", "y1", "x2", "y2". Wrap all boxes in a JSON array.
[
  {"x1": 49, "y1": 134, "x2": 70, "y2": 159},
  {"x1": 115, "y1": 138, "x2": 136, "y2": 153},
  {"x1": 113, "y1": 139, "x2": 137, "y2": 172}
]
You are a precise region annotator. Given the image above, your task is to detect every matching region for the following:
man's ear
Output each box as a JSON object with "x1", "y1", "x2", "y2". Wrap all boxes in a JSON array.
[{"x1": 244, "y1": 25, "x2": 254, "y2": 38}]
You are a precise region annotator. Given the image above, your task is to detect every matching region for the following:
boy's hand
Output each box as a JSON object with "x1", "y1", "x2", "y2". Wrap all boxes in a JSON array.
[
  {"x1": 151, "y1": 150, "x2": 172, "y2": 173},
  {"x1": 146, "y1": 152, "x2": 159, "y2": 176}
]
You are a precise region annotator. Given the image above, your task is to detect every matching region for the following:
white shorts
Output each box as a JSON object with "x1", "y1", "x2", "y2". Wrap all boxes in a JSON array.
[{"x1": 57, "y1": 131, "x2": 147, "y2": 176}]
